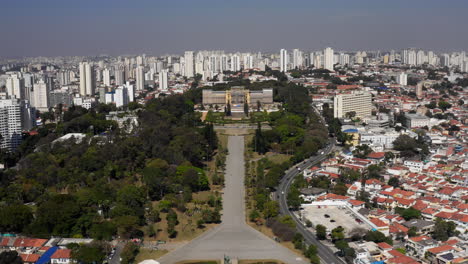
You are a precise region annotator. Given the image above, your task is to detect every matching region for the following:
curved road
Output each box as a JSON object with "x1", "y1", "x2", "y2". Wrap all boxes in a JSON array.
[
  {"x1": 277, "y1": 105, "x2": 345, "y2": 264},
  {"x1": 158, "y1": 136, "x2": 307, "y2": 264}
]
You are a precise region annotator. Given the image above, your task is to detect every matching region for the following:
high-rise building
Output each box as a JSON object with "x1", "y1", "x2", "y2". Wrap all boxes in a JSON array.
[
  {"x1": 115, "y1": 66, "x2": 125, "y2": 86},
  {"x1": 136, "y1": 65, "x2": 145, "y2": 91},
  {"x1": 324, "y1": 47, "x2": 334, "y2": 71},
  {"x1": 79, "y1": 62, "x2": 87, "y2": 96},
  {"x1": 292, "y1": 49, "x2": 303, "y2": 69},
  {"x1": 280, "y1": 49, "x2": 288, "y2": 72},
  {"x1": 103, "y1": 68, "x2": 111, "y2": 87},
  {"x1": 333, "y1": 91, "x2": 372, "y2": 118},
  {"x1": 159, "y1": 70, "x2": 168, "y2": 90},
  {"x1": 416, "y1": 82, "x2": 424, "y2": 99},
  {"x1": 184, "y1": 51, "x2": 194, "y2": 77},
  {"x1": 115, "y1": 87, "x2": 128, "y2": 107},
  {"x1": 0, "y1": 98, "x2": 34, "y2": 151},
  {"x1": 230, "y1": 54, "x2": 241, "y2": 72},
  {"x1": 125, "y1": 82, "x2": 135, "y2": 103},
  {"x1": 397, "y1": 72, "x2": 408, "y2": 86},
  {"x1": 79, "y1": 62, "x2": 96, "y2": 96},
  {"x1": 31, "y1": 79, "x2": 50, "y2": 111},
  {"x1": 5, "y1": 74, "x2": 24, "y2": 99}
]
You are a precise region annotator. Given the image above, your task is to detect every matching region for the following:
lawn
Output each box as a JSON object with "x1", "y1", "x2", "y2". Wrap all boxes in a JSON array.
[{"x1": 135, "y1": 248, "x2": 169, "y2": 263}]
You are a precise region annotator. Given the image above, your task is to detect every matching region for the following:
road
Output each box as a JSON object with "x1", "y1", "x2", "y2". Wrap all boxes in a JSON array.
[
  {"x1": 276, "y1": 105, "x2": 345, "y2": 264},
  {"x1": 108, "y1": 242, "x2": 124, "y2": 264},
  {"x1": 158, "y1": 136, "x2": 307, "y2": 264}
]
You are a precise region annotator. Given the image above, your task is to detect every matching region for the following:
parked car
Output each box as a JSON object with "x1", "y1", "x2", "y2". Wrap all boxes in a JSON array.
[{"x1": 324, "y1": 214, "x2": 330, "y2": 218}]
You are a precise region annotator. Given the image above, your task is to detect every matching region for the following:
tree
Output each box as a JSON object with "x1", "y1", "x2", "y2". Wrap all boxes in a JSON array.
[
  {"x1": 0, "y1": 251, "x2": 23, "y2": 264},
  {"x1": 263, "y1": 200, "x2": 279, "y2": 219},
  {"x1": 249, "y1": 210, "x2": 260, "y2": 222},
  {"x1": 316, "y1": 224, "x2": 327, "y2": 240},
  {"x1": 287, "y1": 186, "x2": 302, "y2": 210},
  {"x1": 408, "y1": 226, "x2": 417, "y2": 237},
  {"x1": 331, "y1": 226, "x2": 345, "y2": 242},
  {"x1": 244, "y1": 102, "x2": 249, "y2": 116},
  {"x1": 304, "y1": 244, "x2": 318, "y2": 259},
  {"x1": 71, "y1": 243, "x2": 107, "y2": 264},
  {"x1": 0, "y1": 204, "x2": 33, "y2": 232},
  {"x1": 395, "y1": 207, "x2": 421, "y2": 221},
  {"x1": 364, "y1": 230, "x2": 393, "y2": 245},
  {"x1": 432, "y1": 219, "x2": 459, "y2": 241},
  {"x1": 388, "y1": 177, "x2": 400, "y2": 188},
  {"x1": 120, "y1": 242, "x2": 139, "y2": 264}
]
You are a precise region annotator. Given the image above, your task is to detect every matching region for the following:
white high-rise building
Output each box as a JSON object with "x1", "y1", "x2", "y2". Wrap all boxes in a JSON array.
[
  {"x1": 324, "y1": 47, "x2": 334, "y2": 71},
  {"x1": 292, "y1": 49, "x2": 303, "y2": 69},
  {"x1": 103, "y1": 68, "x2": 111, "y2": 87},
  {"x1": 125, "y1": 82, "x2": 135, "y2": 103},
  {"x1": 79, "y1": 62, "x2": 87, "y2": 96},
  {"x1": 184, "y1": 51, "x2": 195, "y2": 77},
  {"x1": 230, "y1": 54, "x2": 241, "y2": 72},
  {"x1": 397, "y1": 72, "x2": 408, "y2": 86},
  {"x1": 407, "y1": 50, "x2": 417, "y2": 66},
  {"x1": 115, "y1": 87, "x2": 128, "y2": 107},
  {"x1": 115, "y1": 66, "x2": 125, "y2": 86},
  {"x1": 136, "y1": 65, "x2": 145, "y2": 91},
  {"x1": 280, "y1": 49, "x2": 288, "y2": 72},
  {"x1": 79, "y1": 62, "x2": 95, "y2": 96},
  {"x1": 220, "y1": 55, "x2": 228, "y2": 72},
  {"x1": 159, "y1": 70, "x2": 168, "y2": 90},
  {"x1": 416, "y1": 50, "x2": 426, "y2": 65},
  {"x1": 6, "y1": 74, "x2": 24, "y2": 99},
  {"x1": 0, "y1": 98, "x2": 34, "y2": 151},
  {"x1": 31, "y1": 79, "x2": 50, "y2": 111},
  {"x1": 333, "y1": 91, "x2": 372, "y2": 119}
]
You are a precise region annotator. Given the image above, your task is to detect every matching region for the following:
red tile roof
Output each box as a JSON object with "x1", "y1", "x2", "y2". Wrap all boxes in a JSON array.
[
  {"x1": 377, "y1": 242, "x2": 393, "y2": 249},
  {"x1": 20, "y1": 254, "x2": 40, "y2": 263},
  {"x1": 427, "y1": 245, "x2": 453, "y2": 254},
  {"x1": 51, "y1": 249, "x2": 71, "y2": 259}
]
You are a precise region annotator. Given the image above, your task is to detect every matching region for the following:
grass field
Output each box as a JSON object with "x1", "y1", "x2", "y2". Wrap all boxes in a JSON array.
[{"x1": 135, "y1": 248, "x2": 169, "y2": 263}]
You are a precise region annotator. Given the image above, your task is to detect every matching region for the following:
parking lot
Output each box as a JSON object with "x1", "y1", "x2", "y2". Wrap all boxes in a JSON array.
[{"x1": 302, "y1": 205, "x2": 372, "y2": 236}]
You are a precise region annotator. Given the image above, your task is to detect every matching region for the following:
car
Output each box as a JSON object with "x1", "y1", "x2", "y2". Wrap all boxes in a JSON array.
[
  {"x1": 297, "y1": 167, "x2": 301, "y2": 171},
  {"x1": 320, "y1": 151, "x2": 324, "y2": 155},
  {"x1": 330, "y1": 219, "x2": 335, "y2": 223},
  {"x1": 324, "y1": 214, "x2": 330, "y2": 218},
  {"x1": 281, "y1": 191, "x2": 285, "y2": 195}
]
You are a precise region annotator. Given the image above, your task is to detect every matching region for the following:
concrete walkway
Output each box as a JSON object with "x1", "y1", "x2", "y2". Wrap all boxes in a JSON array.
[{"x1": 158, "y1": 136, "x2": 307, "y2": 264}]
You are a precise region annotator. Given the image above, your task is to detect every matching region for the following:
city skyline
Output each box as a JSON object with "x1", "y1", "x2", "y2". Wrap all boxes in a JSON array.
[{"x1": 2, "y1": 0, "x2": 468, "y2": 58}]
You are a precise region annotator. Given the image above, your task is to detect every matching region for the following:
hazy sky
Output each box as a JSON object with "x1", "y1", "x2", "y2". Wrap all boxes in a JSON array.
[{"x1": 2, "y1": 0, "x2": 467, "y2": 58}]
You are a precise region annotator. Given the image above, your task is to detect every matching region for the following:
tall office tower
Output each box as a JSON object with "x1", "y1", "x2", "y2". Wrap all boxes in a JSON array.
[
  {"x1": 462, "y1": 61, "x2": 468, "y2": 73},
  {"x1": 31, "y1": 79, "x2": 50, "y2": 111},
  {"x1": 220, "y1": 55, "x2": 228, "y2": 72},
  {"x1": 209, "y1": 55, "x2": 219, "y2": 73},
  {"x1": 79, "y1": 62, "x2": 87, "y2": 95},
  {"x1": 159, "y1": 70, "x2": 168, "y2": 90},
  {"x1": 135, "y1": 65, "x2": 145, "y2": 91},
  {"x1": 323, "y1": 47, "x2": 334, "y2": 71},
  {"x1": 6, "y1": 74, "x2": 24, "y2": 99},
  {"x1": 103, "y1": 68, "x2": 111, "y2": 86},
  {"x1": 184, "y1": 51, "x2": 195, "y2": 77},
  {"x1": 95, "y1": 68, "x2": 102, "y2": 83},
  {"x1": 115, "y1": 87, "x2": 129, "y2": 107},
  {"x1": 441, "y1": 54, "x2": 450, "y2": 67},
  {"x1": 407, "y1": 50, "x2": 417, "y2": 66},
  {"x1": 280, "y1": 49, "x2": 288, "y2": 72},
  {"x1": 292, "y1": 49, "x2": 302, "y2": 69},
  {"x1": 333, "y1": 91, "x2": 372, "y2": 119},
  {"x1": 0, "y1": 98, "x2": 34, "y2": 151},
  {"x1": 397, "y1": 72, "x2": 408, "y2": 86},
  {"x1": 115, "y1": 66, "x2": 125, "y2": 86},
  {"x1": 416, "y1": 50, "x2": 426, "y2": 65},
  {"x1": 230, "y1": 54, "x2": 241, "y2": 72},
  {"x1": 167, "y1": 56, "x2": 172, "y2": 65}
]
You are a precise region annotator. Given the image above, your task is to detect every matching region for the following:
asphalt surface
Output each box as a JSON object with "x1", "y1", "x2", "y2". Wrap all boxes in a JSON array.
[{"x1": 158, "y1": 136, "x2": 307, "y2": 264}]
